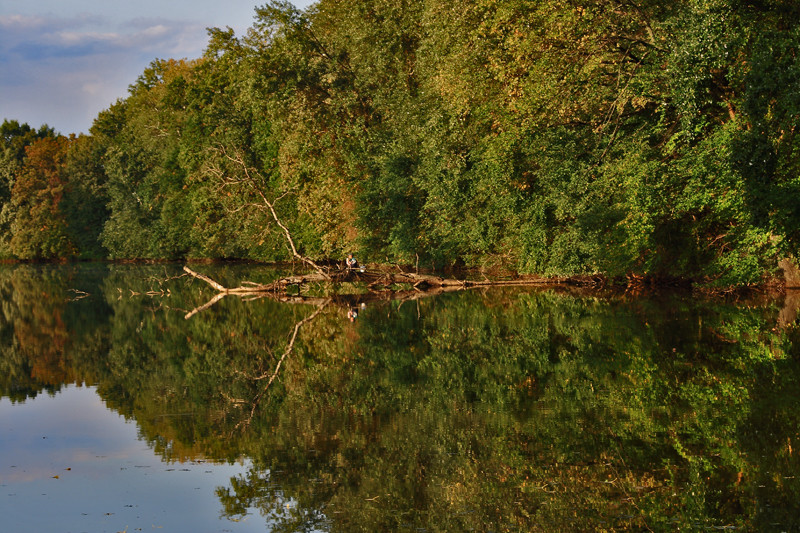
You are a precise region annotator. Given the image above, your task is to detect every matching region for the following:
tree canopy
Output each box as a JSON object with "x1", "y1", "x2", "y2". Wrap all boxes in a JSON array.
[{"x1": 1, "y1": 0, "x2": 799, "y2": 286}]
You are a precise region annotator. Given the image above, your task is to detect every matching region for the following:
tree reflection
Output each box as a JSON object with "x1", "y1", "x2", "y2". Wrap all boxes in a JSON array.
[
  {"x1": 1, "y1": 264, "x2": 799, "y2": 530},
  {"x1": 0, "y1": 263, "x2": 109, "y2": 401},
  {"x1": 211, "y1": 289, "x2": 800, "y2": 531}
]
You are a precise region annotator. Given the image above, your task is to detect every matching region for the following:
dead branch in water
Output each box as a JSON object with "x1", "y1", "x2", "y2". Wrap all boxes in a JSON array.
[
  {"x1": 183, "y1": 260, "x2": 600, "y2": 320},
  {"x1": 183, "y1": 265, "x2": 574, "y2": 293},
  {"x1": 181, "y1": 264, "x2": 595, "y2": 317}
]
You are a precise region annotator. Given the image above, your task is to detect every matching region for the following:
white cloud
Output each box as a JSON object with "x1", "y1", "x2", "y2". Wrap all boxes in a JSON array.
[
  {"x1": 57, "y1": 30, "x2": 120, "y2": 45},
  {"x1": 140, "y1": 24, "x2": 169, "y2": 38},
  {"x1": 0, "y1": 14, "x2": 36, "y2": 29},
  {"x1": 0, "y1": 14, "x2": 211, "y2": 133}
]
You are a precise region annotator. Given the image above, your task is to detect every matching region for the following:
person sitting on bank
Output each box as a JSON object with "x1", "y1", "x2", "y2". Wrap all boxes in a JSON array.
[{"x1": 346, "y1": 253, "x2": 358, "y2": 269}]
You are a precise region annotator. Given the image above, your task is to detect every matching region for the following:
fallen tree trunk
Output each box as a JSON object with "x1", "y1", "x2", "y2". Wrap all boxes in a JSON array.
[
  {"x1": 183, "y1": 265, "x2": 592, "y2": 295},
  {"x1": 181, "y1": 265, "x2": 604, "y2": 318}
]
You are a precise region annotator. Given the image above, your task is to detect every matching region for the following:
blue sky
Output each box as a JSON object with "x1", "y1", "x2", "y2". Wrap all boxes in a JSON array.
[{"x1": 0, "y1": 1, "x2": 314, "y2": 135}]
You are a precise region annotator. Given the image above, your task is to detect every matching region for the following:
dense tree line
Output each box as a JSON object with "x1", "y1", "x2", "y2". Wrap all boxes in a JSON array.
[{"x1": 1, "y1": 0, "x2": 799, "y2": 286}]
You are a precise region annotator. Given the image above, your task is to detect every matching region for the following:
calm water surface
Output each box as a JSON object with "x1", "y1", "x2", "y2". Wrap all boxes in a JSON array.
[
  {"x1": 1, "y1": 263, "x2": 800, "y2": 532},
  {"x1": 0, "y1": 385, "x2": 264, "y2": 533}
]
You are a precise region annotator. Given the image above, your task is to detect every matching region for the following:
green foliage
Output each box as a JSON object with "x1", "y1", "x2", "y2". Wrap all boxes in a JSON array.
[
  {"x1": 62, "y1": 135, "x2": 109, "y2": 259},
  {"x1": 2, "y1": 1, "x2": 800, "y2": 284},
  {"x1": 99, "y1": 60, "x2": 195, "y2": 259}
]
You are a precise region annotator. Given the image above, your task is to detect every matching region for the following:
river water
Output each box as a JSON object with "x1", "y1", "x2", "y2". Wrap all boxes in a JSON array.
[{"x1": 1, "y1": 263, "x2": 799, "y2": 532}]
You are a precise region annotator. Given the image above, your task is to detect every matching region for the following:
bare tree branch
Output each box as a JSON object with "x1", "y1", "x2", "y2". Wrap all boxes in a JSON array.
[{"x1": 206, "y1": 145, "x2": 330, "y2": 279}]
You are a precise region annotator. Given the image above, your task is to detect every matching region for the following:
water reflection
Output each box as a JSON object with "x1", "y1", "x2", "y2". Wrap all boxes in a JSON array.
[
  {"x1": 1, "y1": 263, "x2": 800, "y2": 531},
  {"x1": 0, "y1": 385, "x2": 262, "y2": 533}
]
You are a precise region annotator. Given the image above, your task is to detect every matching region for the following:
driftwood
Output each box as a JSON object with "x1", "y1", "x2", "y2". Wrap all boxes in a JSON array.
[
  {"x1": 180, "y1": 264, "x2": 595, "y2": 318},
  {"x1": 183, "y1": 265, "x2": 573, "y2": 294}
]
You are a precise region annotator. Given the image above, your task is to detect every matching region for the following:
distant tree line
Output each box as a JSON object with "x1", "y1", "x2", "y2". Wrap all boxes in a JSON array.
[{"x1": 1, "y1": 0, "x2": 799, "y2": 286}]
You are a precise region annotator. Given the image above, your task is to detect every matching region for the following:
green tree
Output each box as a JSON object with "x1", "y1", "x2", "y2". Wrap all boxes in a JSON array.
[
  {"x1": 62, "y1": 134, "x2": 109, "y2": 258},
  {"x1": 99, "y1": 59, "x2": 199, "y2": 259}
]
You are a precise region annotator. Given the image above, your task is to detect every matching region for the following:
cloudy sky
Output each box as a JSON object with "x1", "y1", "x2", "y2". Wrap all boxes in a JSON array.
[{"x1": 0, "y1": 0, "x2": 314, "y2": 135}]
